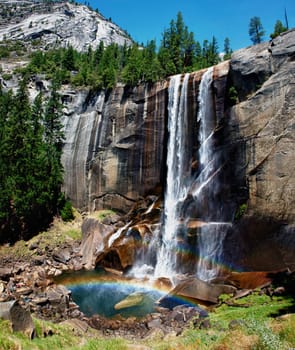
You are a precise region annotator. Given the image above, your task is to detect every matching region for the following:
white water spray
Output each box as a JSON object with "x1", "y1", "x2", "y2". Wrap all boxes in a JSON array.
[
  {"x1": 194, "y1": 67, "x2": 231, "y2": 281},
  {"x1": 154, "y1": 73, "x2": 190, "y2": 278}
]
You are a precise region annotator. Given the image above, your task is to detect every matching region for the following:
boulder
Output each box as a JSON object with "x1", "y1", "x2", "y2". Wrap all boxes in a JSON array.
[
  {"x1": 80, "y1": 218, "x2": 114, "y2": 269},
  {"x1": 0, "y1": 300, "x2": 35, "y2": 338},
  {"x1": 114, "y1": 292, "x2": 145, "y2": 310},
  {"x1": 159, "y1": 277, "x2": 237, "y2": 305},
  {"x1": 0, "y1": 267, "x2": 13, "y2": 280},
  {"x1": 95, "y1": 234, "x2": 136, "y2": 271},
  {"x1": 52, "y1": 248, "x2": 71, "y2": 264}
]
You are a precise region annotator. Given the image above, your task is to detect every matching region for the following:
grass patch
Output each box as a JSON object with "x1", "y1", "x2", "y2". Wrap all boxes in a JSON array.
[
  {"x1": 0, "y1": 318, "x2": 129, "y2": 350},
  {"x1": 0, "y1": 215, "x2": 82, "y2": 261},
  {"x1": 147, "y1": 292, "x2": 295, "y2": 350},
  {"x1": 89, "y1": 210, "x2": 116, "y2": 222}
]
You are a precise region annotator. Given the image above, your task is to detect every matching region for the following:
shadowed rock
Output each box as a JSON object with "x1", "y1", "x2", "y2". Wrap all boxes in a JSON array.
[
  {"x1": 159, "y1": 277, "x2": 237, "y2": 305},
  {"x1": 0, "y1": 300, "x2": 35, "y2": 338}
]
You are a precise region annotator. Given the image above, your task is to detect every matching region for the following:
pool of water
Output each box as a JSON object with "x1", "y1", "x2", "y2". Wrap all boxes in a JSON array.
[{"x1": 55, "y1": 270, "x2": 166, "y2": 318}]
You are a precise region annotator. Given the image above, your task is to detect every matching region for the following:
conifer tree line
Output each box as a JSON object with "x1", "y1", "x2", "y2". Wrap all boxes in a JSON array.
[
  {"x1": 17, "y1": 12, "x2": 289, "y2": 89},
  {"x1": 0, "y1": 78, "x2": 72, "y2": 243},
  {"x1": 19, "y1": 12, "x2": 229, "y2": 89}
]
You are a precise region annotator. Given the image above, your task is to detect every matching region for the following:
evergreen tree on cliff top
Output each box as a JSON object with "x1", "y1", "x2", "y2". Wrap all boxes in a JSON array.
[
  {"x1": 158, "y1": 12, "x2": 198, "y2": 75},
  {"x1": 249, "y1": 16, "x2": 265, "y2": 44},
  {"x1": 270, "y1": 20, "x2": 288, "y2": 39}
]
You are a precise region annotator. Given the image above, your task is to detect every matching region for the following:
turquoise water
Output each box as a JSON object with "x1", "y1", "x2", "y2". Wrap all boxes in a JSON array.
[{"x1": 55, "y1": 270, "x2": 165, "y2": 318}]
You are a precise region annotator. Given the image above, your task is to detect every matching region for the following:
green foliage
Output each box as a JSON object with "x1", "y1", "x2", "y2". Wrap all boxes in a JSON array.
[
  {"x1": 277, "y1": 315, "x2": 295, "y2": 346},
  {"x1": 0, "y1": 45, "x2": 9, "y2": 58},
  {"x1": 235, "y1": 203, "x2": 247, "y2": 220},
  {"x1": 270, "y1": 20, "x2": 288, "y2": 39},
  {"x1": 223, "y1": 37, "x2": 233, "y2": 60},
  {"x1": 247, "y1": 318, "x2": 283, "y2": 350},
  {"x1": 60, "y1": 200, "x2": 74, "y2": 222},
  {"x1": 0, "y1": 79, "x2": 65, "y2": 242},
  {"x1": 0, "y1": 40, "x2": 26, "y2": 58},
  {"x1": 158, "y1": 12, "x2": 218, "y2": 75},
  {"x1": 0, "y1": 317, "x2": 128, "y2": 350},
  {"x1": 15, "y1": 11, "x2": 227, "y2": 88},
  {"x1": 228, "y1": 85, "x2": 238, "y2": 105},
  {"x1": 218, "y1": 293, "x2": 232, "y2": 303},
  {"x1": 71, "y1": 338, "x2": 128, "y2": 350},
  {"x1": 1, "y1": 73, "x2": 12, "y2": 80},
  {"x1": 92, "y1": 209, "x2": 116, "y2": 222},
  {"x1": 249, "y1": 16, "x2": 265, "y2": 44}
]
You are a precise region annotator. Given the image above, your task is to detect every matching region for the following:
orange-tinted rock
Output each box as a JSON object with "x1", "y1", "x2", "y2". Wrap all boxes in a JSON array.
[
  {"x1": 159, "y1": 277, "x2": 236, "y2": 305},
  {"x1": 95, "y1": 235, "x2": 136, "y2": 271},
  {"x1": 223, "y1": 271, "x2": 276, "y2": 289}
]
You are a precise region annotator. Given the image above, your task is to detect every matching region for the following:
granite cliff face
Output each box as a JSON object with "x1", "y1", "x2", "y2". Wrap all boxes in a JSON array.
[
  {"x1": 60, "y1": 29, "x2": 295, "y2": 272},
  {"x1": 61, "y1": 81, "x2": 168, "y2": 212},
  {"x1": 229, "y1": 30, "x2": 295, "y2": 223},
  {"x1": 226, "y1": 29, "x2": 295, "y2": 271},
  {"x1": 0, "y1": 1, "x2": 132, "y2": 51},
  {"x1": 61, "y1": 63, "x2": 230, "y2": 213}
]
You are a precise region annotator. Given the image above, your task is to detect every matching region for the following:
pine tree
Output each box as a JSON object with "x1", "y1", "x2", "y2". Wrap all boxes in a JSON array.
[
  {"x1": 1, "y1": 79, "x2": 35, "y2": 238},
  {"x1": 249, "y1": 16, "x2": 265, "y2": 45},
  {"x1": 62, "y1": 45, "x2": 76, "y2": 71},
  {"x1": 223, "y1": 37, "x2": 233, "y2": 60},
  {"x1": 0, "y1": 88, "x2": 13, "y2": 234},
  {"x1": 270, "y1": 20, "x2": 288, "y2": 39},
  {"x1": 122, "y1": 44, "x2": 144, "y2": 85},
  {"x1": 43, "y1": 79, "x2": 64, "y2": 215},
  {"x1": 98, "y1": 43, "x2": 120, "y2": 89},
  {"x1": 142, "y1": 40, "x2": 162, "y2": 83}
]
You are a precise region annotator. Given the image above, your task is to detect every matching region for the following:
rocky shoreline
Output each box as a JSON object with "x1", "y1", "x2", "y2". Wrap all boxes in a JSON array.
[{"x1": 0, "y1": 224, "x2": 211, "y2": 340}]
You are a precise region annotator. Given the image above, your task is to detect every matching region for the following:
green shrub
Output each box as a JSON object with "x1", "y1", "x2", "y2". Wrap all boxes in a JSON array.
[
  {"x1": 2, "y1": 73, "x2": 12, "y2": 80},
  {"x1": 60, "y1": 200, "x2": 75, "y2": 222},
  {"x1": 235, "y1": 203, "x2": 247, "y2": 220},
  {"x1": 228, "y1": 85, "x2": 238, "y2": 105}
]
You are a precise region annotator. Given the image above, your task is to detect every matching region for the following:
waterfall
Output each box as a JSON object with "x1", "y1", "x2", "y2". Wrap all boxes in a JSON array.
[
  {"x1": 153, "y1": 67, "x2": 230, "y2": 281},
  {"x1": 194, "y1": 67, "x2": 231, "y2": 281},
  {"x1": 154, "y1": 73, "x2": 190, "y2": 278}
]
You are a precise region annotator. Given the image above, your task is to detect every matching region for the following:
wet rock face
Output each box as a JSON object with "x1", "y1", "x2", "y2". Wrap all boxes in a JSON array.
[
  {"x1": 62, "y1": 82, "x2": 168, "y2": 212},
  {"x1": 62, "y1": 66, "x2": 230, "y2": 214}
]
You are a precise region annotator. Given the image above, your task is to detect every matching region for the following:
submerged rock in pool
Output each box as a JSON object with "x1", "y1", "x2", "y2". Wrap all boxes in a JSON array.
[{"x1": 114, "y1": 292, "x2": 145, "y2": 310}]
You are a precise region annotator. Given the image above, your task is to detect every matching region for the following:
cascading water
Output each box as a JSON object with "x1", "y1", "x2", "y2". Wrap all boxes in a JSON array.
[
  {"x1": 154, "y1": 73, "x2": 191, "y2": 278},
  {"x1": 154, "y1": 67, "x2": 231, "y2": 281},
  {"x1": 193, "y1": 67, "x2": 231, "y2": 281}
]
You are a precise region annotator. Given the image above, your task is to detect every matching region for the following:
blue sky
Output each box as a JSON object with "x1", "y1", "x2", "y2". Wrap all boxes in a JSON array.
[{"x1": 86, "y1": 0, "x2": 295, "y2": 51}]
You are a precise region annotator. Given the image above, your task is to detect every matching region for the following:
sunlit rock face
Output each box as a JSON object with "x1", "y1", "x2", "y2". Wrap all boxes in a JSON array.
[
  {"x1": 62, "y1": 81, "x2": 168, "y2": 212},
  {"x1": 0, "y1": 1, "x2": 132, "y2": 51},
  {"x1": 229, "y1": 30, "x2": 295, "y2": 223},
  {"x1": 227, "y1": 29, "x2": 295, "y2": 271},
  {"x1": 61, "y1": 65, "x2": 231, "y2": 214}
]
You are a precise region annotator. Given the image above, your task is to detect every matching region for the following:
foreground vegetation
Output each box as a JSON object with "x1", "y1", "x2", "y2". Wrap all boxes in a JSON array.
[
  {"x1": 0, "y1": 78, "x2": 73, "y2": 243},
  {"x1": 0, "y1": 214, "x2": 294, "y2": 349},
  {"x1": 0, "y1": 293, "x2": 294, "y2": 349}
]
